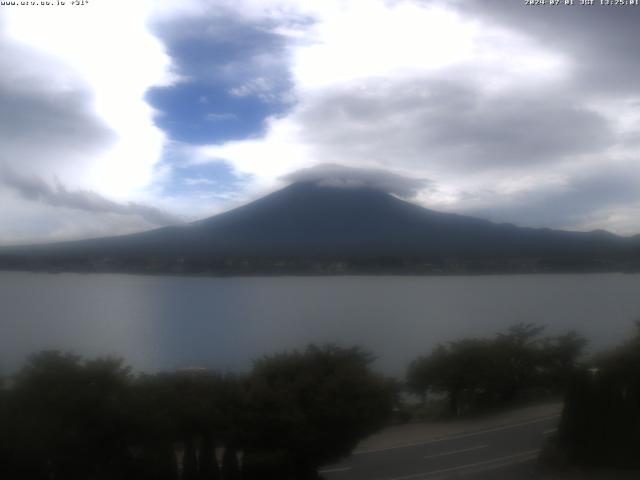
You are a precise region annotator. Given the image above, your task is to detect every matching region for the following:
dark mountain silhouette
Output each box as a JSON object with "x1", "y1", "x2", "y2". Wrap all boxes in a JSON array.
[{"x1": 1, "y1": 182, "x2": 639, "y2": 274}]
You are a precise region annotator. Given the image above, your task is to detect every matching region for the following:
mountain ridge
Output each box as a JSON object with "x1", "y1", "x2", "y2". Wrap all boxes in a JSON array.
[{"x1": 1, "y1": 182, "x2": 639, "y2": 274}]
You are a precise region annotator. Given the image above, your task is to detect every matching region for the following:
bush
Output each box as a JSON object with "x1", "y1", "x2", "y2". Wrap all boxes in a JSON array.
[
  {"x1": 558, "y1": 324, "x2": 640, "y2": 468},
  {"x1": 243, "y1": 345, "x2": 394, "y2": 479},
  {"x1": 407, "y1": 324, "x2": 586, "y2": 416},
  {"x1": 0, "y1": 345, "x2": 393, "y2": 480}
]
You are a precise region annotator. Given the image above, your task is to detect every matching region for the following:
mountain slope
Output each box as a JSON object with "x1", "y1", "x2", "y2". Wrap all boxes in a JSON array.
[{"x1": 1, "y1": 182, "x2": 639, "y2": 272}]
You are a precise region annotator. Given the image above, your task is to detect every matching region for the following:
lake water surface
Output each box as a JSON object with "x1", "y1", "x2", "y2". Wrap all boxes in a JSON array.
[{"x1": 1, "y1": 272, "x2": 639, "y2": 376}]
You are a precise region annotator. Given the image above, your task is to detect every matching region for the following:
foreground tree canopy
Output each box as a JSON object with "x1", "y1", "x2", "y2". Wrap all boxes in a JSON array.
[
  {"x1": 3, "y1": 324, "x2": 636, "y2": 477},
  {"x1": 558, "y1": 322, "x2": 640, "y2": 468},
  {"x1": 0, "y1": 345, "x2": 393, "y2": 480},
  {"x1": 407, "y1": 323, "x2": 587, "y2": 416}
]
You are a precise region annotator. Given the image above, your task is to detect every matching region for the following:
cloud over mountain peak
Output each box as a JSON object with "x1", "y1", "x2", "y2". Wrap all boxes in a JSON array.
[{"x1": 283, "y1": 164, "x2": 431, "y2": 198}]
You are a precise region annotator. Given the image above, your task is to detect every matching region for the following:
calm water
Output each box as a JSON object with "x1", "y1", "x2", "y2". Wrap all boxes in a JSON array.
[{"x1": 1, "y1": 272, "x2": 639, "y2": 376}]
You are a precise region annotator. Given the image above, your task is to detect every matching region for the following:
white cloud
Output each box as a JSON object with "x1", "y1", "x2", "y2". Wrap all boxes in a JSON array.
[
  {"x1": 2, "y1": 0, "x2": 174, "y2": 199},
  {"x1": 0, "y1": 0, "x2": 182, "y2": 242},
  {"x1": 0, "y1": 166, "x2": 181, "y2": 227},
  {"x1": 186, "y1": 0, "x2": 640, "y2": 234},
  {"x1": 283, "y1": 163, "x2": 431, "y2": 198},
  {"x1": 0, "y1": 189, "x2": 167, "y2": 246},
  {"x1": 191, "y1": 0, "x2": 573, "y2": 180},
  {"x1": 3, "y1": 0, "x2": 640, "y2": 242}
]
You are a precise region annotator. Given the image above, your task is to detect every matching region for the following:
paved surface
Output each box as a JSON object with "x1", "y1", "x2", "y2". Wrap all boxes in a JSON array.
[
  {"x1": 320, "y1": 404, "x2": 562, "y2": 480},
  {"x1": 355, "y1": 403, "x2": 563, "y2": 454}
]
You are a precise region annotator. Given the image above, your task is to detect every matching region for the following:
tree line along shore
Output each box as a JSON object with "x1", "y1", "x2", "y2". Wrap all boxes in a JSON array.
[{"x1": 1, "y1": 323, "x2": 638, "y2": 479}]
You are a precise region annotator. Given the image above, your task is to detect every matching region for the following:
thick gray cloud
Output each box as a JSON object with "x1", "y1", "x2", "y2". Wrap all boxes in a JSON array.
[
  {"x1": 0, "y1": 167, "x2": 181, "y2": 227},
  {"x1": 163, "y1": 1, "x2": 640, "y2": 234},
  {"x1": 0, "y1": 87, "x2": 113, "y2": 171},
  {"x1": 461, "y1": 164, "x2": 640, "y2": 232},
  {"x1": 283, "y1": 163, "x2": 431, "y2": 197},
  {"x1": 294, "y1": 78, "x2": 612, "y2": 173},
  {"x1": 0, "y1": 34, "x2": 115, "y2": 179},
  {"x1": 441, "y1": 0, "x2": 640, "y2": 95},
  {"x1": 0, "y1": 21, "x2": 175, "y2": 242},
  {"x1": 4, "y1": 0, "x2": 640, "y2": 242},
  {"x1": 149, "y1": 9, "x2": 296, "y2": 98}
]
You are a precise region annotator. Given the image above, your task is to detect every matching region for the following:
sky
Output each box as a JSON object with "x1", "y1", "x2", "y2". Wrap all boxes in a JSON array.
[{"x1": 1, "y1": 0, "x2": 640, "y2": 244}]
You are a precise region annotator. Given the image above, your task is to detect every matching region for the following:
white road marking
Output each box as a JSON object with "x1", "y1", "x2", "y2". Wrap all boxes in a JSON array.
[
  {"x1": 423, "y1": 444, "x2": 488, "y2": 460},
  {"x1": 386, "y1": 449, "x2": 540, "y2": 480},
  {"x1": 319, "y1": 466, "x2": 352, "y2": 474},
  {"x1": 354, "y1": 415, "x2": 560, "y2": 455}
]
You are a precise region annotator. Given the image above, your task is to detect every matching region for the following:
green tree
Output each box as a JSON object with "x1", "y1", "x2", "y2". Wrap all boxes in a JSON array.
[
  {"x1": 408, "y1": 339, "x2": 495, "y2": 416},
  {"x1": 9, "y1": 351, "x2": 134, "y2": 480},
  {"x1": 1, "y1": 345, "x2": 394, "y2": 480},
  {"x1": 540, "y1": 330, "x2": 587, "y2": 391},
  {"x1": 243, "y1": 345, "x2": 393, "y2": 479},
  {"x1": 0, "y1": 372, "x2": 13, "y2": 478},
  {"x1": 489, "y1": 323, "x2": 546, "y2": 401},
  {"x1": 558, "y1": 323, "x2": 640, "y2": 467},
  {"x1": 131, "y1": 370, "x2": 243, "y2": 480},
  {"x1": 407, "y1": 324, "x2": 584, "y2": 417}
]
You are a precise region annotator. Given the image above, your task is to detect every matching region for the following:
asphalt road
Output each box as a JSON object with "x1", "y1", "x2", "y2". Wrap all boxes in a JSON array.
[{"x1": 319, "y1": 415, "x2": 560, "y2": 480}]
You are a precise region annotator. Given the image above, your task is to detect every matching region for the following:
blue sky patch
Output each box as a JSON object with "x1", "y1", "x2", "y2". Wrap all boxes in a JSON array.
[
  {"x1": 147, "y1": 13, "x2": 295, "y2": 145},
  {"x1": 157, "y1": 145, "x2": 251, "y2": 198},
  {"x1": 146, "y1": 81, "x2": 285, "y2": 144}
]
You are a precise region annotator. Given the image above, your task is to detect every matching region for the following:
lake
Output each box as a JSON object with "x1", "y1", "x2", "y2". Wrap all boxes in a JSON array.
[{"x1": 1, "y1": 272, "x2": 639, "y2": 376}]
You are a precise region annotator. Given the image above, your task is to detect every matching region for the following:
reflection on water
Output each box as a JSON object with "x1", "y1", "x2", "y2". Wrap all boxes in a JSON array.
[{"x1": 1, "y1": 272, "x2": 639, "y2": 375}]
